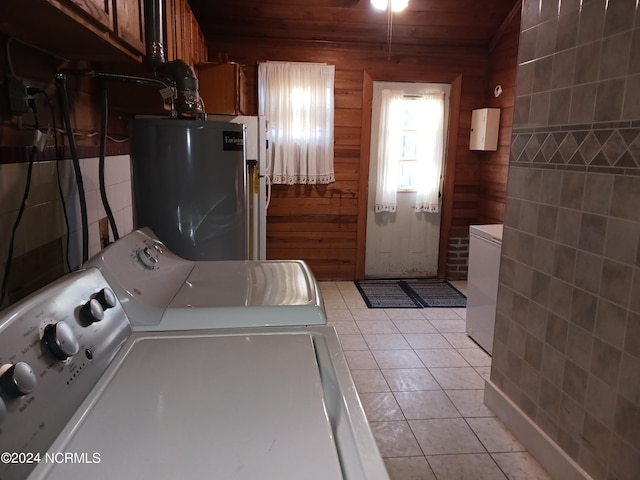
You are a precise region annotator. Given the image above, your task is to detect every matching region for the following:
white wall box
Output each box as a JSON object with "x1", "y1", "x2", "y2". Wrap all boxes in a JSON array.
[{"x1": 469, "y1": 108, "x2": 500, "y2": 151}]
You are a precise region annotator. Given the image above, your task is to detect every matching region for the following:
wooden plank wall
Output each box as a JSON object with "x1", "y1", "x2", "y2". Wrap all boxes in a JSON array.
[
  {"x1": 444, "y1": 6, "x2": 520, "y2": 279},
  {"x1": 478, "y1": 8, "x2": 521, "y2": 224},
  {"x1": 207, "y1": 40, "x2": 513, "y2": 280}
]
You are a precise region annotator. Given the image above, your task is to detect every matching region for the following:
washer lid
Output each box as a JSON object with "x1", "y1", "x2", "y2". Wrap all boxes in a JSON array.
[
  {"x1": 170, "y1": 260, "x2": 317, "y2": 307},
  {"x1": 33, "y1": 333, "x2": 343, "y2": 480}
]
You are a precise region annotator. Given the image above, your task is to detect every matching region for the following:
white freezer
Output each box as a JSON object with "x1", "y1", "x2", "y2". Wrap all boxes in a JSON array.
[{"x1": 465, "y1": 224, "x2": 503, "y2": 354}]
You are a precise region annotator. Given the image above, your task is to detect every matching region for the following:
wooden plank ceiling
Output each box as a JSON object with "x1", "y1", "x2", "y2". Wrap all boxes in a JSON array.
[{"x1": 188, "y1": 0, "x2": 520, "y2": 50}]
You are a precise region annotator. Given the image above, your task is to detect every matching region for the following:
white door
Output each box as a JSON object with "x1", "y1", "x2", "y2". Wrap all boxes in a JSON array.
[{"x1": 365, "y1": 81, "x2": 450, "y2": 278}]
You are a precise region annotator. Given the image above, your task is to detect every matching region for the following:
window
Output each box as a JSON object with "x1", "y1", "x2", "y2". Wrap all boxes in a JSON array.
[
  {"x1": 374, "y1": 89, "x2": 446, "y2": 213},
  {"x1": 258, "y1": 62, "x2": 335, "y2": 185},
  {"x1": 396, "y1": 98, "x2": 424, "y2": 191}
]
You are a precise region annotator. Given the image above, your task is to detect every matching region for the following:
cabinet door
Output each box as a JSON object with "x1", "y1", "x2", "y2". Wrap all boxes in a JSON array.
[
  {"x1": 190, "y1": 11, "x2": 205, "y2": 65},
  {"x1": 164, "y1": 0, "x2": 179, "y2": 61},
  {"x1": 197, "y1": 63, "x2": 246, "y2": 115},
  {"x1": 164, "y1": 0, "x2": 207, "y2": 65},
  {"x1": 180, "y1": 0, "x2": 193, "y2": 63},
  {"x1": 113, "y1": 0, "x2": 145, "y2": 55},
  {"x1": 63, "y1": 0, "x2": 113, "y2": 31}
]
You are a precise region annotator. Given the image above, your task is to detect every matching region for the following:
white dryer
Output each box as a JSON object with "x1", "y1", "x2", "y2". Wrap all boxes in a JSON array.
[{"x1": 85, "y1": 228, "x2": 326, "y2": 331}]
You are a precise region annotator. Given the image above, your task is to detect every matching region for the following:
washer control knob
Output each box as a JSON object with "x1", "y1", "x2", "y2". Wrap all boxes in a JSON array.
[
  {"x1": 80, "y1": 298, "x2": 105, "y2": 324},
  {"x1": 1, "y1": 362, "x2": 37, "y2": 396},
  {"x1": 43, "y1": 321, "x2": 80, "y2": 361},
  {"x1": 95, "y1": 287, "x2": 117, "y2": 310},
  {"x1": 136, "y1": 247, "x2": 158, "y2": 269}
]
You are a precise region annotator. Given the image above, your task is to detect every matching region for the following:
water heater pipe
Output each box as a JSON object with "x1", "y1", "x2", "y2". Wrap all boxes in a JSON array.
[
  {"x1": 156, "y1": 60, "x2": 205, "y2": 119},
  {"x1": 144, "y1": 0, "x2": 166, "y2": 69},
  {"x1": 144, "y1": 0, "x2": 205, "y2": 118}
]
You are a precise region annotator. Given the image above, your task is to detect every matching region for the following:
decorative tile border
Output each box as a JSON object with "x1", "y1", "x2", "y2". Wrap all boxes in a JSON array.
[{"x1": 510, "y1": 122, "x2": 640, "y2": 174}]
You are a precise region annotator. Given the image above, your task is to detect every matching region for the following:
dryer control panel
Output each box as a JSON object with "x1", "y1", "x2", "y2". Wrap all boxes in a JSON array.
[
  {"x1": 85, "y1": 228, "x2": 195, "y2": 327},
  {"x1": 0, "y1": 268, "x2": 131, "y2": 480}
]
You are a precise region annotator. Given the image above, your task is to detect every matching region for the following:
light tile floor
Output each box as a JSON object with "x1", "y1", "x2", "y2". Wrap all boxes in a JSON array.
[{"x1": 320, "y1": 280, "x2": 552, "y2": 480}]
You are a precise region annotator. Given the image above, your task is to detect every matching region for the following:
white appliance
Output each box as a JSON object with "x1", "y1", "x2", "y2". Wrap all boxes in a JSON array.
[
  {"x1": 85, "y1": 228, "x2": 326, "y2": 331},
  {"x1": 0, "y1": 268, "x2": 389, "y2": 480},
  {"x1": 465, "y1": 224, "x2": 503, "y2": 355},
  {"x1": 208, "y1": 114, "x2": 269, "y2": 260}
]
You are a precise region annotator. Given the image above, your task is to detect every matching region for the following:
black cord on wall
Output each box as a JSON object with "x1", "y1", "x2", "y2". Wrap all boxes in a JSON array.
[
  {"x1": 98, "y1": 81, "x2": 120, "y2": 242},
  {"x1": 39, "y1": 90, "x2": 73, "y2": 273},
  {"x1": 52, "y1": 88, "x2": 73, "y2": 272},
  {"x1": 56, "y1": 73, "x2": 89, "y2": 265},
  {"x1": 0, "y1": 113, "x2": 39, "y2": 306}
]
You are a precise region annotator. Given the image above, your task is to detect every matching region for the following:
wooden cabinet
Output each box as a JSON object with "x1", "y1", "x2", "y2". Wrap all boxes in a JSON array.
[
  {"x1": 64, "y1": 0, "x2": 113, "y2": 30},
  {"x1": 197, "y1": 62, "x2": 248, "y2": 115},
  {"x1": 0, "y1": 0, "x2": 210, "y2": 65},
  {"x1": 58, "y1": 0, "x2": 145, "y2": 56},
  {"x1": 164, "y1": 0, "x2": 208, "y2": 66},
  {"x1": 113, "y1": 0, "x2": 145, "y2": 55},
  {"x1": 0, "y1": 0, "x2": 145, "y2": 62},
  {"x1": 61, "y1": 0, "x2": 145, "y2": 55}
]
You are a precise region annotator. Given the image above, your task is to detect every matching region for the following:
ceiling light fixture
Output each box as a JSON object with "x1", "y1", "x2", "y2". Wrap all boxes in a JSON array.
[
  {"x1": 371, "y1": 0, "x2": 408, "y2": 13},
  {"x1": 371, "y1": 0, "x2": 408, "y2": 59}
]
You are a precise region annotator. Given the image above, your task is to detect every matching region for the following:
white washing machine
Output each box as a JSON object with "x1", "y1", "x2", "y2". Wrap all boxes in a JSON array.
[
  {"x1": 0, "y1": 268, "x2": 389, "y2": 480},
  {"x1": 85, "y1": 228, "x2": 326, "y2": 331}
]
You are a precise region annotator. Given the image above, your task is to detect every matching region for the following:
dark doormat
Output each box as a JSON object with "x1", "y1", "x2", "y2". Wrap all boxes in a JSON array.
[
  {"x1": 399, "y1": 279, "x2": 467, "y2": 308},
  {"x1": 354, "y1": 279, "x2": 422, "y2": 308},
  {"x1": 355, "y1": 278, "x2": 466, "y2": 309}
]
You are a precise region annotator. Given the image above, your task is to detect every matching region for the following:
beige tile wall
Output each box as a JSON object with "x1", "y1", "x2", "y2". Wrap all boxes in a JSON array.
[{"x1": 491, "y1": 1, "x2": 640, "y2": 479}]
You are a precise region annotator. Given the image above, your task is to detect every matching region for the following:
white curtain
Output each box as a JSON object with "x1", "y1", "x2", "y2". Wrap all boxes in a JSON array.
[
  {"x1": 414, "y1": 92, "x2": 445, "y2": 213},
  {"x1": 258, "y1": 62, "x2": 335, "y2": 185},
  {"x1": 374, "y1": 90, "x2": 404, "y2": 212},
  {"x1": 374, "y1": 89, "x2": 445, "y2": 213}
]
